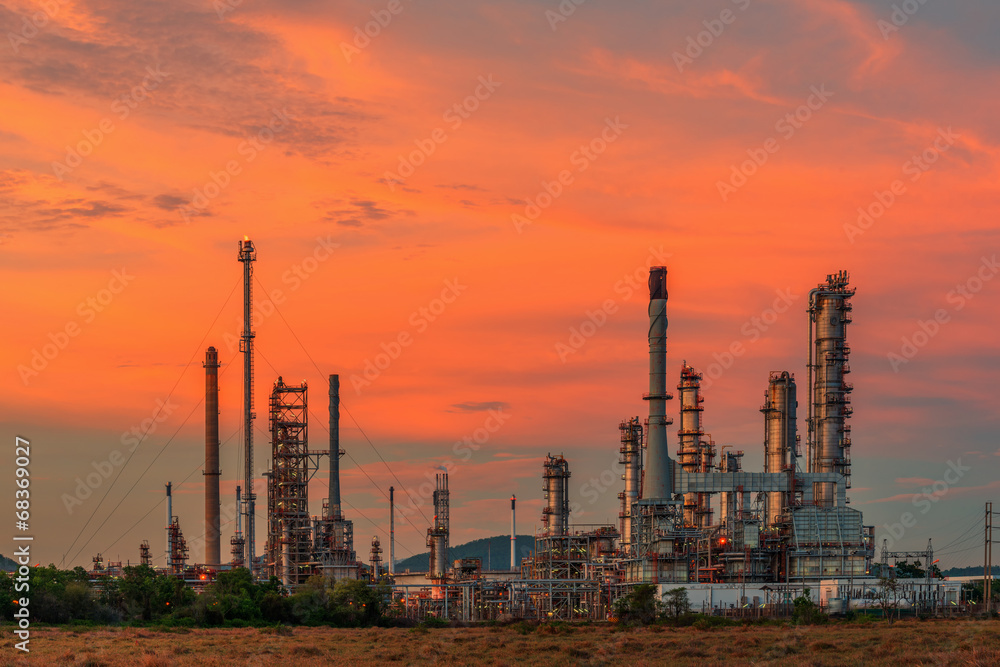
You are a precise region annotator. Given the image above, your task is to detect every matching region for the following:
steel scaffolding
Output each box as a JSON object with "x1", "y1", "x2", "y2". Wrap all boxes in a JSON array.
[{"x1": 266, "y1": 378, "x2": 312, "y2": 586}]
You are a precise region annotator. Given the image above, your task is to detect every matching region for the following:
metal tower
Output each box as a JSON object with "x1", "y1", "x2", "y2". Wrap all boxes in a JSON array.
[
  {"x1": 617, "y1": 417, "x2": 643, "y2": 553},
  {"x1": 314, "y1": 374, "x2": 356, "y2": 582},
  {"x1": 238, "y1": 237, "x2": 257, "y2": 574},
  {"x1": 427, "y1": 473, "x2": 450, "y2": 580},
  {"x1": 266, "y1": 377, "x2": 311, "y2": 586},
  {"x1": 677, "y1": 363, "x2": 703, "y2": 526},
  {"x1": 541, "y1": 455, "x2": 570, "y2": 536},
  {"x1": 230, "y1": 486, "x2": 245, "y2": 568},
  {"x1": 807, "y1": 271, "x2": 854, "y2": 507},
  {"x1": 370, "y1": 536, "x2": 383, "y2": 581},
  {"x1": 762, "y1": 371, "x2": 797, "y2": 526}
]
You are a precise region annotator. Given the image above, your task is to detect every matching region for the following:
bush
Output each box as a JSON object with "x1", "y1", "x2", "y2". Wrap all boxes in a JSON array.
[
  {"x1": 613, "y1": 584, "x2": 661, "y2": 625},
  {"x1": 791, "y1": 589, "x2": 827, "y2": 625},
  {"x1": 662, "y1": 588, "x2": 691, "y2": 619},
  {"x1": 512, "y1": 620, "x2": 536, "y2": 634}
]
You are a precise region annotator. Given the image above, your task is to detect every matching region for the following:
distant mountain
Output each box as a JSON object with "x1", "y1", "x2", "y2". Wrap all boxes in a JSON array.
[
  {"x1": 395, "y1": 535, "x2": 536, "y2": 572},
  {"x1": 942, "y1": 566, "x2": 986, "y2": 578},
  {"x1": 0, "y1": 554, "x2": 16, "y2": 572}
]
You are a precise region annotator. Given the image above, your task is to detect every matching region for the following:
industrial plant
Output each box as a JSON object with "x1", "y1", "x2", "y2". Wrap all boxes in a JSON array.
[{"x1": 85, "y1": 240, "x2": 962, "y2": 619}]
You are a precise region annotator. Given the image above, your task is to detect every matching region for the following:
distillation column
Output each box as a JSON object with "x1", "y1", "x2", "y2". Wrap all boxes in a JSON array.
[
  {"x1": 204, "y1": 347, "x2": 221, "y2": 567},
  {"x1": 641, "y1": 267, "x2": 675, "y2": 501},
  {"x1": 617, "y1": 418, "x2": 643, "y2": 552},
  {"x1": 807, "y1": 271, "x2": 854, "y2": 507},
  {"x1": 427, "y1": 473, "x2": 450, "y2": 580},
  {"x1": 762, "y1": 371, "x2": 797, "y2": 526},
  {"x1": 541, "y1": 454, "x2": 570, "y2": 536},
  {"x1": 677, "y1": 364, "x2": 703, "y2": 526}
]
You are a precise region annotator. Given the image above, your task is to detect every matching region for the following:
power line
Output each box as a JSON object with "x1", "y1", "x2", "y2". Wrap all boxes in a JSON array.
[
  {"x1": 937, "y1": 517, "x2": 986, "y2": 552},
  {"x1": 255, "y1": 346, "x2": 429, "y2": 545},
  {"x1": 61, "y1": 275, "x2": 241, "y2": 567},
  {"x1": 93, "y1": 424, "x2": 242, "y2": 559},
  {"x1": 68, "y1": 349, "x2": 241, "y2": 566},
  {"x1": 254, "y1": 274, "x2": 433, "y2": 528}
]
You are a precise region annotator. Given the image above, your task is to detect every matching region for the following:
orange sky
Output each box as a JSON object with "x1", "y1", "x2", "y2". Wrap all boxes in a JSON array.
[{"x1": 1, "y1": 0, "x2": 998, "y2": 570}]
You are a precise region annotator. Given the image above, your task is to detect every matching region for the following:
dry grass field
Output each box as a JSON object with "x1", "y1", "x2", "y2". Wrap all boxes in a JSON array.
[{"x1": 0, "y1": 620, "x2": 998, "y2": 666}]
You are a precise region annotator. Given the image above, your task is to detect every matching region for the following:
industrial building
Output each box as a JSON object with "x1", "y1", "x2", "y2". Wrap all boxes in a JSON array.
[{"x1": 89, "y1": 241, "x2": 964, "y2": 619}]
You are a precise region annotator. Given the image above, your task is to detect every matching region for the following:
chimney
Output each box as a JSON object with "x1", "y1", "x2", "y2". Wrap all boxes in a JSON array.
[
  {"x1": 204, "y1": 347, "x2": 221, "y2": 566},
  {"x1": 641, "y1": 267, "x2": 675, "y2": 500}
]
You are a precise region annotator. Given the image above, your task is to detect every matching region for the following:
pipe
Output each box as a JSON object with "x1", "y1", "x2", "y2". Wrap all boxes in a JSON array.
[
  {"x1": 641, "y1": 267, "x2": 674, "y2": 501},
  {"x1": 165, "y1": 482, "x2": 172, "y2": 562},
  {"x1": 329, "y1": 375, "x2": 341, "y2": 518},
  {"x1": 510, "y1": 495, "x2": 516, "y2": 572},
  {"x1": 389, "y1": 486, "x2": 395, "y2": 575},
  {"x1": 204, "y1": 347, "x2": 221, "y2": 566},
  {"x1": 238, "y1": 237, "x2": 256, "y2": 574}
]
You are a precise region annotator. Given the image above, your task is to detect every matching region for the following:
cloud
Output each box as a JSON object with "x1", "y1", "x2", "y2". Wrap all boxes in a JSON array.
[
  {"x1": 895, "y1": 477, "x2": 935, "y2": 486},
  {"x1": 449, "y1": 401, "x2": 510, "y2": 413},
  {"x1": 437, "y1": 183, "x2": 486, "y2": 191},
  {"x1": 152, "y1": 194, "x2": 188, "y2": 211},
  {"x1": 321, "y1": 198, "x2": 414, "y2": 227}
]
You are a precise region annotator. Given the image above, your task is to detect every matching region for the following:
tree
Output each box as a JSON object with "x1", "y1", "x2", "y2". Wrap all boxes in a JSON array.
[
  {"x1": 792, "y1": 588, "x2": 826, "y2": 625},
  {"x1": 121, "y1": 564, "x2": 158, "y2": 620},
  {"x1": 288, "y1": 575, "x2": 328, "y2": 625},
  {"x1": 329, "y1": 578, "x2": 382, "y2": 627},
  {"x1": 875, "y1": 575, "x2": 901, "y2": 623},
  {"x1": 30, "y1": 564, "x2": 90, "y2": 623},
  {"x1": 613, "y1": 584, "x2": 661, "y2": 624},
  {"x1": 662, "y1": 587, "x2": 691, "y2": 619},
  {"x1": 895, "y1": 560, "x2": 924, "y2": 579}
]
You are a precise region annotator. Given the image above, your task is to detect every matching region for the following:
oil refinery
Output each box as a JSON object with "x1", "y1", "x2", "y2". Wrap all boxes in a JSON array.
[{"x1": 84, "y1": 240, "x2": 962, "y2": 619}]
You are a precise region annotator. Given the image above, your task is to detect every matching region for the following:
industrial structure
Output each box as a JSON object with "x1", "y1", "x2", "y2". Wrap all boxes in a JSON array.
[
  {"x1": 513, "y1": 267, "x2": 874, "y2": 616},
  {"x1": 427, "y1": 473, "x2": 450, "y2": 583},
  {"x1": 238, "y1": 237, "x2": 257, "y2": 575},
  {"x1": 93, "y1": 240, "x2": 971, "y2": 620},
  {"x1": 203, "y1": 347, "x2": 222, "y2": 567}
]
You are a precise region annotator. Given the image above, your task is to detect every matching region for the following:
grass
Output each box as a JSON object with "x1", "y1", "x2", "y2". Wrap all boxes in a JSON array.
[{"x1": 0, "y1": 619, "x2": 997, "y2": 665}]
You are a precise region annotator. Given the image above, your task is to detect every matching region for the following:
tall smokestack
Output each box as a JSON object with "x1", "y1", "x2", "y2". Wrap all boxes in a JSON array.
[
  {"x1": 329, "y1": 375, "x2": 341, "y2": 518},
  {"x1": 165, "y1": 482, "x2": 172, "y2": 562},
  {"x1": 510, "y1": 495, "x2": 516, "y2": 572},
  {"x1": 389, "y1": 486, "x2": 395, "y2": 575},
  {"x1": 204, "y1": 347, "x2": 221, "y2": 566},
  {"x1": 641, "y1": 267, "x2": 674, "y2": 501}
]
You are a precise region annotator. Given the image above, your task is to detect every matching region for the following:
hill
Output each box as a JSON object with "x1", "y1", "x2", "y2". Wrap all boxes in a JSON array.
[
  {"x1": 395, "y1": 535, "x2": 536, "y2": 572},
  {"x1": 941, "y1": 566, "x2": 986, "y2": 578},
  {"x1": 0, "y1": 553, "x2": 16, "y2": 572}
]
